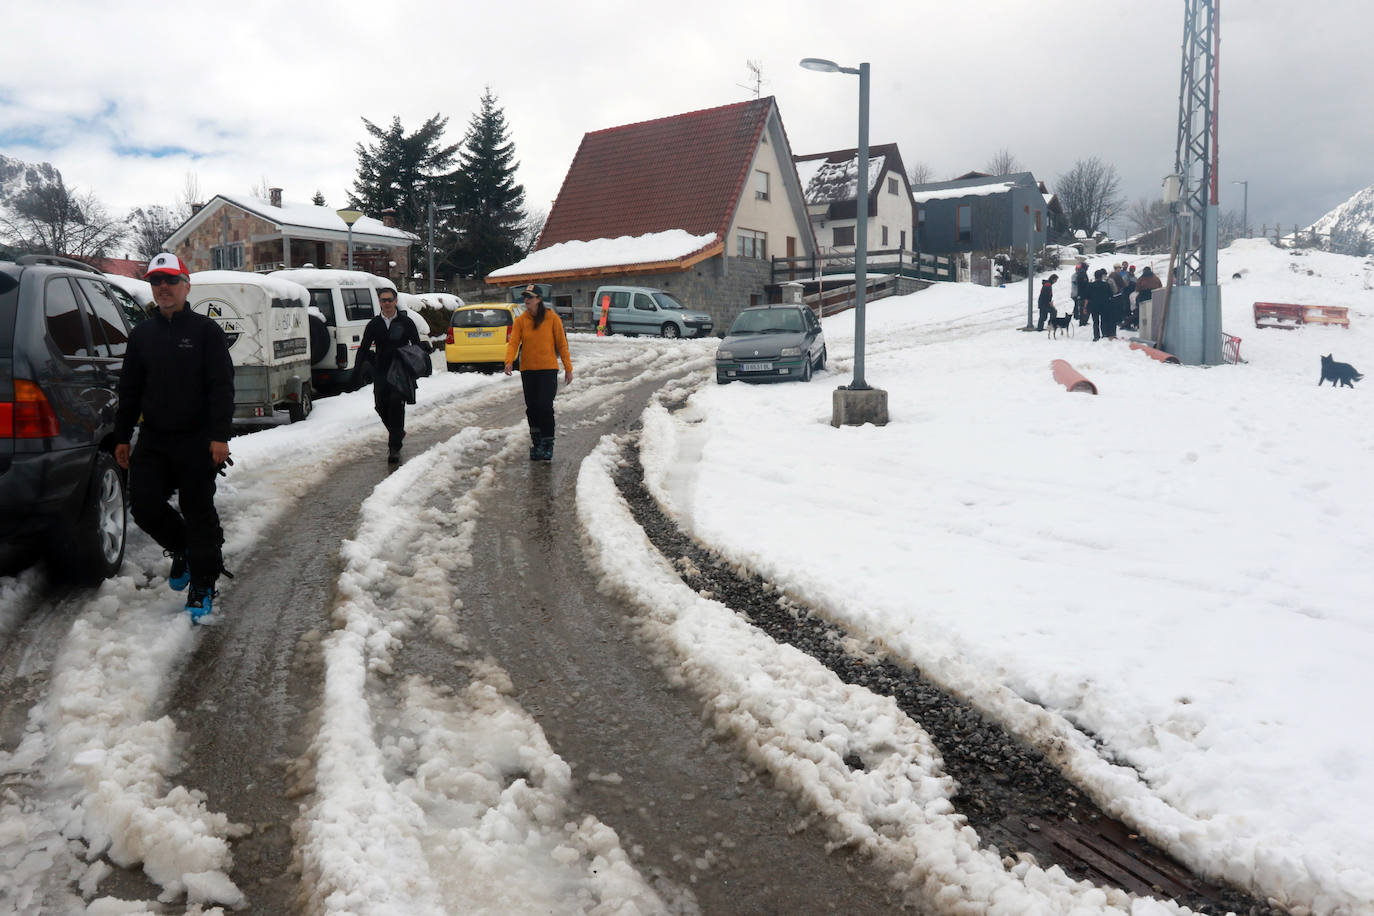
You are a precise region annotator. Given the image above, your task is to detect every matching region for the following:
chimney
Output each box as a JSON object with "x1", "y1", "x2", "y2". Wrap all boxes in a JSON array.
[
  {"x1": 380, "y1": 208, "x2": 397, "y2": 228},
  {"x1": 191, "y1": 202, "x2": 204, "y2": 215},
  {"x1": 269, "y1": 187, "x2": 282, "y2": 208}
]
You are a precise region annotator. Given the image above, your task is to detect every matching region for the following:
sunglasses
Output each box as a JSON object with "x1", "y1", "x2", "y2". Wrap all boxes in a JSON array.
[
  {"x1": 379, "y1": 297, "x2": 397, "y2": 304},
  {"x1": 148, "y1": 274, "x2": 184, "y2": 286}
]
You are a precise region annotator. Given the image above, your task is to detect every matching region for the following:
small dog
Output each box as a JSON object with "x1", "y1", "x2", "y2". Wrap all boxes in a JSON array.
[
  {"x1": 1319, "y1": 354, "x2": 1363, "y2": 387},
  {"x1": 1048, "y1": 308, "x2": 1073, "y2": 339}
]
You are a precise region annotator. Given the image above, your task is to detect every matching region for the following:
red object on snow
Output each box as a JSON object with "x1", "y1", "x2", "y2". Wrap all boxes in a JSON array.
[
  {"x1": 1050, "y1": 359, "x2": 1098, "y2": 394},
  {"x1": 1128, "y1": 342, "x2": 1182, "y2": 364}
]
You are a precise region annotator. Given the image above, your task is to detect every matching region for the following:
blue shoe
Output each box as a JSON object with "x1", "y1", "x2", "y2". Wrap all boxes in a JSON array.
[
  {"x1": 186, "y1": 585, "x2": 216, "y2": 622},
  {"x1": 166, "y1": 551, "x2": 189, "y2": 592}
]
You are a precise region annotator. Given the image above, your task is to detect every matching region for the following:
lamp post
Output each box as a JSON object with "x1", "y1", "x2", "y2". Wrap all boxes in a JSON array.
[
  {"x1": 1232, "y1": 180, "x2": 1248, "y2": 238},
  {"x1": 426, "y1": 194, "x2": 457, "y2": 293},
  {"x1": 336, "y1": 208, "x2": 363, "y2": 271},
  {"x1": 801, "y1": 56, "x2": 887, "y2": 426}
]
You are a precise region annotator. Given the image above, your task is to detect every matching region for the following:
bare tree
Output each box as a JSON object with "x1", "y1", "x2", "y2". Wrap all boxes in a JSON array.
[
  {"x1": 1054, "y1": 157, "x2": 1124, "y2": 236},
  {"x1": 1126, "y1": 197, "x2": 1170, "y2": 236},
  {"x1": 0, "y1": 179, "x2": 126, "y2": 261},
  {"x1": 516, "y1": 207, "x2": 548, "y2": 255},
  {"x1": 985, "y1": 148, "x2": 1022, "y2": 176},
  {"x1": 907, "y1": 161, "x2": 934, "y2": 186},
  {"x1": 176, "y1": 172, "x2": 203, "y2": 221},
  {"x1": 128, "y1": 205, "x2": 180, "y2": 261},
  {"x1": 249, "y1": 175, "x2": 274, "y2": 200}
]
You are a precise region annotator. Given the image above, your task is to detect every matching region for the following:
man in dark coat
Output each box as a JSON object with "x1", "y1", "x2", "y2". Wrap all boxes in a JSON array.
[
  {"x1": 1086, "y1": 269, "x2": 1113, "y2": 341},
  {"x1": 114, "y1": 253, "x2": 234, "y2": 620},
  {"x1": 356, "y1": 288, "x2": 422, "y2": 464},
  {"x1": 1036, "y1": 274, "x2": 1059, "y2": 331}
]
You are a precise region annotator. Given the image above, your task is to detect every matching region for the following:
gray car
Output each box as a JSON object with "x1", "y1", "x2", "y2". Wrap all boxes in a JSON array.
[{"x1": 715, "y1": 304, "x2": 826, "y2": 384}]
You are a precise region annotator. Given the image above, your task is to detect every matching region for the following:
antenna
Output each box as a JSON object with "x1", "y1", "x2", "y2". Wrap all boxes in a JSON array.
[{"x1": 737, "y1": 60, "x2": 768, "y2": 98}]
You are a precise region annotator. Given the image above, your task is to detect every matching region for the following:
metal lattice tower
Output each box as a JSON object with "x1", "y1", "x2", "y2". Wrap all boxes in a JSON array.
[{"x1": 1171, "y1": 0, "x2": 1220, "y2": 285}]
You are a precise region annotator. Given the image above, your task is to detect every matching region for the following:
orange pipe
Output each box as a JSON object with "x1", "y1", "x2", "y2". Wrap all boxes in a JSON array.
[
  {"x1": 1129, "y1": 342, "x2": 1181, "y2": 364},
  {"x1": 1051, "y1": 359, "x2": 1098, "y2": 394}
]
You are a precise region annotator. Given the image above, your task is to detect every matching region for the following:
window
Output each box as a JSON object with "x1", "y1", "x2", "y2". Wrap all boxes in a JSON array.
[
  {"x1": 900, "y1": 230, "x2": 907, "y2": 249},
  {"x1": 633, "y1": 293, "x2": 656, "y2": 311},
  {"x1": 957, "y1": 205, "x2": 972, "y2": 242},
  {"x1": 888, "y1": 177, "x2": 899, "y2": 195},
  {"x1": 737, "y1": 229, "x2": 767, "y2": 259},
  {"x1": 1035, "y1": 210, "x2": 1043, "y2": 233},
  {"x1": 107, "y1": 284, "x2": 147, "y2": 326},
  {"x1": 833, "y1": 225, "x2": 855, "y2": 247},
  {"x1": 211, "y1": 242, "x2": 244, "y2": 270},
  {"x1": 342, "y1": 287, "x2": 375, "y2": 322},
  {"x1": 754, "y1": 170, "x2": 769, "y2": 201},
  {"x1": 918, "y1": 206, "x2": 926, "y2": 227},
  {"x1": 75, "y1": 279, "x2": 130, "y2": 358},
  {"x1": 881, "y1": 226, "x2": 889, "y2": 246},
  {"x1": 43, "y1": 278, "x2": 93, "y2": 357},
  {"x1": 309, "y1": 289, "x2": 336, "y2": 326}
]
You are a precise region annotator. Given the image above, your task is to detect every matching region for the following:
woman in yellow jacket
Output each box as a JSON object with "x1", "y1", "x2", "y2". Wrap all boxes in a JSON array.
[{"x1": 505, "y1": 284, "x2": 573, "y2": 460}]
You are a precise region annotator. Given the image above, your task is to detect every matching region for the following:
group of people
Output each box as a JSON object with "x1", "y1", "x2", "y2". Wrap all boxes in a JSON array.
[
  {"x1": 1037, "y1": 261, "x2": 1163, "y2": 341},
  {"x1": 115, "y1": 251, "x2": 574, "y2": 622}
]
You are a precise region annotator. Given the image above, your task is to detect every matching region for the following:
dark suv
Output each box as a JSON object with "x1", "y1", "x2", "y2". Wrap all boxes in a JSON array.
[{"x1": 1, "y1": 255, "x2": 138, "y2": 583}]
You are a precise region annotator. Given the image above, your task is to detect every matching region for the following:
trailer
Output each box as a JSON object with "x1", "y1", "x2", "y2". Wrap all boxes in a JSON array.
[{"x1": 188, "y1": 271, "x2": 314, "y2": 423}]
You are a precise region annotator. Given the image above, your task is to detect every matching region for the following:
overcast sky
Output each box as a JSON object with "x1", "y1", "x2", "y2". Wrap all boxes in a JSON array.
[{"x1": 4, "y1": 0, "x2": 1369, "y2": 248}]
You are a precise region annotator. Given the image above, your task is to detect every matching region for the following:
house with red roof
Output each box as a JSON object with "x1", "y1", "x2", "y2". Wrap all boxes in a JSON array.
[
  {"x1": 488, "y1": 97, "x2": 817, "y2": 331},
  {"x1": 794, "y1": 143, "x2": 916, "y2": 258}
]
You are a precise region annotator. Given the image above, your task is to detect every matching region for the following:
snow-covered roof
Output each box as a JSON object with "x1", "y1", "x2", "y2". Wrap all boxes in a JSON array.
[
  {"x1": 268, "y1": 267, "x2": 398, "y2": 290},
  {"x1": 910, "y1": 171, "x2": 1046, "y2": 205},
  {"x1": 911, "y1": 181, "x2": 1016, "y2": 203},
  {"x1": 800, "y1": 154, "x2": 886, "y2": 205},
  {"x1": 489, "y1": 230, "x2": 719, "y2": 279},
  {"x1": 166, "y1": 194, "x2": 419, "y2": 249}
]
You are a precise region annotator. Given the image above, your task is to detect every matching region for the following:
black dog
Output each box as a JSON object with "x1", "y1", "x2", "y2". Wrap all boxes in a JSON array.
[
  {"x1": 1048, "y1": 308, "x2": 1073, "y2": 339},
  {"x1": 1319, "y1": 354, "x2": 1363, "y2": 387}
]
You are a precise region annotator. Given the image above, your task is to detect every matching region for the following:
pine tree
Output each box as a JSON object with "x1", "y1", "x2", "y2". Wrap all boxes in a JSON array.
[
  {"x1": 349, "y1": 114, "x2": 460, "y2": 236},
  {"x1": 451, "y1": 88, "x2": 526, "y2": 278}
]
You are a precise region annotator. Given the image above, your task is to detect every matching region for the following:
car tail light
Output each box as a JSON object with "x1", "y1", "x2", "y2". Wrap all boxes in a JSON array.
[
  {"x1": 336, "y1": 343, "x2": 348, "y2": 368},
  {"x1": 2, "y1": 379, "x2": 61, "y2": 439},
  {"x1": 446, "y1": 328, "x2": 455, "y2": 345},
  {"x1": 505, "y1": 325, "x2": 512, "y2": 342}
]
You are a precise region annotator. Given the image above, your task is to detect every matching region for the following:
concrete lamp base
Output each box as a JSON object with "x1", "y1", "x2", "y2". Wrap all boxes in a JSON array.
[{"x1": 832, "y1": 386, "x2": 889, "y2": 427}]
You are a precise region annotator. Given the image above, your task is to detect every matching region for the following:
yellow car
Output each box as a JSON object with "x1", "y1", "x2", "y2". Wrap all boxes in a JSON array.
[{"x1": 445, "y1": 302, "x2": 523, "y2": 372}]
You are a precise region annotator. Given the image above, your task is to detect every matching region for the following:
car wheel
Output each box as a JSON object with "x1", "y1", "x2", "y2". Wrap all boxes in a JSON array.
[
  {"x1": 288, "y1": 384, "x2": 312, "y2": 423},
  {"x1": 660, "y1": 323, "x2": 680, "y2": 339},
  {"x1": 817, "y1": 345, "x2": 827, "y2": 370},
  {"x1": 48, "y1": 451, "x2": 126, "y2": 585},
  {"x1": 801, "y1": 357, "x2": 813, "y2": 383},
  {"x1": 447, "y1": 362, "x2": 461, "y2": 373}
]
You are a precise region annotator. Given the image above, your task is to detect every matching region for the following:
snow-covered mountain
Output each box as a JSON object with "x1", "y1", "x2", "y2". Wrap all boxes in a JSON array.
[
  {"x1": 1309, "y1": 182, "x2": 1374, "y2": 240},
  {"x1": 0, "y1": 154, "x2": 63, "y2": 208}
]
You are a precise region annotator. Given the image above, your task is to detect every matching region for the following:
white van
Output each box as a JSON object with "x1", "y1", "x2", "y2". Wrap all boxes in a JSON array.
[
  {"x1": 188, "y1": 271, "x2": 314, "y2": 423},
  {"x1": 269, "y1": 268, "x2": 397, "y2": 392}
]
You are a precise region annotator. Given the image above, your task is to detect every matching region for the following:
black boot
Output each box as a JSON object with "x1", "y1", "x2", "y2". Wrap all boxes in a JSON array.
[{"x1": 535, "y1": 437, "x2": 554, "y2": 461}]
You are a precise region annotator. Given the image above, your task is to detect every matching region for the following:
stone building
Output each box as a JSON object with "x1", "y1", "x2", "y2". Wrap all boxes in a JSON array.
[
  {"x1": 164, "y1": 189, "x2": 417, "y2": 282},
  {"x1": 488, "y1": 97, "x2": 817, "y2": 332}
]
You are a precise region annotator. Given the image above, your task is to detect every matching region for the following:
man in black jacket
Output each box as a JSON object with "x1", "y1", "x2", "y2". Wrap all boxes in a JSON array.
[
  {"x1": 114, "y1": 253, "x2": 234, "y2": 621},
  {"x1": 356, "y1": 288, "x2": 421, "y2": 464}
]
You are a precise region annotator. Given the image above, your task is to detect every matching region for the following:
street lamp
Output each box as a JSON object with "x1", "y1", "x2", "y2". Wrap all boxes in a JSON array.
[
  {"x1": 1232, "y1": 180, "x2": 1248, "y2": 238},
  {"x1": 801, "y1": 57, "x2": 870, "y2": 391},
  {"x1": 801, "y1": 57, "x2": 888, "y2": 427},
  {"x1": 427, "y1": 194, "x2": 457, "y2": 293},
  {"x1": 336, "y1": 208, "x2": 363, "y2": 271}
]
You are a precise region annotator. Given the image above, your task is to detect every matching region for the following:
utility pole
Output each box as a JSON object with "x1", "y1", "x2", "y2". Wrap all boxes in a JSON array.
[{"x1": 1161, "y1": 0, "x2": 1223, "y2": 365}]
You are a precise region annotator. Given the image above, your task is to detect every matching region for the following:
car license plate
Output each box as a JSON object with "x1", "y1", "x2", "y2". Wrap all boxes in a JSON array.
[
  {"x1": 741, "y1": 362, "x2": 773, "y2": 372},
  {"x1": 467, "y1": 330, "x2": 492, "y2": 338}
]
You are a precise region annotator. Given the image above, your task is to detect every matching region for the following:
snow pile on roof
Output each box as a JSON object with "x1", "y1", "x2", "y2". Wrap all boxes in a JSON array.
[
  {"x1": 801, "y1": 155, "x2": 886, "y2": 205},
  {"x1": 217, "y1": 193, "x2": 418, "y2": 242},
  {"x1": 268, "y1": 267, "x2": 397, "y2": 290},
  {"x1": 911, "y1": 180, "x2": 1016, "y2": 203},
  {"x1": 489, "y1": 230, "x2": 718, "y2": 278}
]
